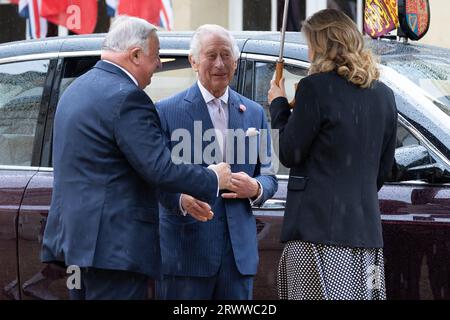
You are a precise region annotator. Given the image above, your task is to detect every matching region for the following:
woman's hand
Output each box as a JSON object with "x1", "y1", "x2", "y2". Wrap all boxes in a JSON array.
[{"x1": 268, "y1": 77, "x2": 286, "y2": 104}]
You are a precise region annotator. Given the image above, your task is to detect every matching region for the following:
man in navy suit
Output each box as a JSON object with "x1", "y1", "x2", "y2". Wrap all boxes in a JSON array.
[
  {"x1": 41, "y1": 17, "x2": 231, "y2": 300},
  {"x1": 156, "y1": 24, "x2": 278, "y2": 300}
]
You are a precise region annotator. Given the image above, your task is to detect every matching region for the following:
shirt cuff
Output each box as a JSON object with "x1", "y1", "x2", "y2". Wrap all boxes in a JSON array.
[
  {"x1": 249, "y1": 180, "x2": 264, "y2": 206},
  {"x1": 212, "y1": 169, "x2": 220, "y2": 196},
  {"x1": 179, "y1": 194, "x2": 188, "y2": 216}
]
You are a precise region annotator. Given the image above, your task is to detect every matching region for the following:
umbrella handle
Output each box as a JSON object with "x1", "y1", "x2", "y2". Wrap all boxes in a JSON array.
[
  {"x1": 276, "y1": 61, "x2": 296, "y2": 108},
  {"x1": 275, "y1": 61, "x2": 284, "y2": 85}
]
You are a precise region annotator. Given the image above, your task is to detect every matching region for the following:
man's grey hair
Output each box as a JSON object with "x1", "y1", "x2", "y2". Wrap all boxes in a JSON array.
[
  {"x1": 102, "y1": 16, "x2": 158, "y2": 54},
  {"x1": 190, "y1": 24, "x2": 240, "y2": 62}
]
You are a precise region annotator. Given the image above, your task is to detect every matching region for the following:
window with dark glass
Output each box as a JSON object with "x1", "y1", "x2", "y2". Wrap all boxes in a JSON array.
[
  {"x1": 247, "y1": 60, "x2": 308, "y2": 175},
  {"x1": 0, "y1": 59, "x2": 49, "y2": 166}
]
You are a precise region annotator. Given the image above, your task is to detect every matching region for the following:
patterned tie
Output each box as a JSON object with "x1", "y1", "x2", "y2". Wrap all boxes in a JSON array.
[{"x1": 211, "y1": 98, "x2": 227, "y2": 161}]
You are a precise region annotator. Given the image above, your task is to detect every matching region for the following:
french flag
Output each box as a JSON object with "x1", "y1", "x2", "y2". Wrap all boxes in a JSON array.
[
  {"x1": 18, "y1": 0, "x2": 47, "y2": 39},
  {"x1": 159, "y1": 0, "x2": 173, "y2": 31}
]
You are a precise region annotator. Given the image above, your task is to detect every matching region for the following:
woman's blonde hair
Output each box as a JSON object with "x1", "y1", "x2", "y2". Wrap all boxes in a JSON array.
[{"x1": 302, "y1": 9, "x2": 379, "y2": 88}]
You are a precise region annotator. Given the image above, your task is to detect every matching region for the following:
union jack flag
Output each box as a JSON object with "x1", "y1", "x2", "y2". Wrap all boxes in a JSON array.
[
  {"x1": 106, "y1": 0, "x2": 174, "y2": 31},
  {"x1": 159, "y1": 0, "x2": 173, "y2": 31},
  {"x1": 18, "y1": 0, "x2": 47, "y2": 39},
  {"x1": 105, "y1": 0, "x2": 119, "y2": 17}
]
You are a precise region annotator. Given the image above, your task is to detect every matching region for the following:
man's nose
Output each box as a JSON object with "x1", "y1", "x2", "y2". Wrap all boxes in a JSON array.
[
  {"x1": 214, "y1": 56, "x2": 224, "y2": 68},
  {"x1": 157, "y1": 57, "x2": 162, "y2": 69}
]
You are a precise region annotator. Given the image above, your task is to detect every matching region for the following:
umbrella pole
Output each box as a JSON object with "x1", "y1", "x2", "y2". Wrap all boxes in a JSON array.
[{"x1": 275, "y1": 0, "x2": 290, "y2": 85}]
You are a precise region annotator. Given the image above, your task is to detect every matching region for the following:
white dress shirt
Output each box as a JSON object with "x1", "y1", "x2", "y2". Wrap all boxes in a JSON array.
[
  {"x1": 179, "y1": 81, "x2": 263, "y2": 216},
  {"x1": 103, "y1": 60, "x2": 139, "y2": 87}
]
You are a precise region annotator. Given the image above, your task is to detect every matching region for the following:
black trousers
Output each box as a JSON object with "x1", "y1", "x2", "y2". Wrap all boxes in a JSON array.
[{"x1": 68, "y1": 267, "x2": 148, "y2": 300}]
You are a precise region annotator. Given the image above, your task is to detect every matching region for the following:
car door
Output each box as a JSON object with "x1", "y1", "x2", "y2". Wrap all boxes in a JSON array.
[
  {"x1": 0, "y1": 57, "x2": 52, "y2": 299},
  {"x1": 238, "y1": 53, "x2": 309, "y2": 299},
  {"x1": 379, "y1": 115, "x2": 450, "y2": 300}
]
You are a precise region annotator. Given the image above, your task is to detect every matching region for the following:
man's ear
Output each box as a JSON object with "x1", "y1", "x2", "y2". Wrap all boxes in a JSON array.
[
  {"x1": 189, "y1": 54, "x2": 198, "y2": 72},
  {"x1": 129, "y1": 48, "x2": 141, "y2": 65}
]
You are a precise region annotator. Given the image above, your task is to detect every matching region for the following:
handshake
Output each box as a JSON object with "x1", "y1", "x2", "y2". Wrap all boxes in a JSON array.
[
  {"x1": 182, "y1": 163, "x2": 259, "y2": 222},
  {"x1": 208, "y1": 162, "x2": 233, "y2": 190}
]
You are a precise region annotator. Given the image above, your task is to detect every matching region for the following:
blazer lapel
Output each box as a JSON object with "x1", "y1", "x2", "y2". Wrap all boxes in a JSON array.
[
  {"x1": 227, "y1": 90, "x2": 246, "y2": 169},
  {"x1": 184, "y1": 84, "x2": 214, "y2": 132},
  {"x1": 184, "y1": 84, "x2": 219, "y2": 164},
  {"x1": 227, "y1": 89, "x2": 244, "y2": 132}
]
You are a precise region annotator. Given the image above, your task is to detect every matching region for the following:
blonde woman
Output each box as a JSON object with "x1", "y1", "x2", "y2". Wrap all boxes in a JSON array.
[{"x1": 268, "y1": 9, "x2": 397, "y2": 300}]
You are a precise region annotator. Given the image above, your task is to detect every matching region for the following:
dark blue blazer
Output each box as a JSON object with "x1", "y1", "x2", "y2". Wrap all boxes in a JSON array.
[
  {"x1": 41, "y1": 61, "x2": 218, "y2": 278},
  {"x1": 156, "y1": 84, "x2": 278, "y2": 277}
]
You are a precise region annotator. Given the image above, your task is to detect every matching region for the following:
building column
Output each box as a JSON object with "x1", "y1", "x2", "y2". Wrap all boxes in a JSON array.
[
  {"x1": 228, "y1": 0, "x2": 243, "y2": 31},
  {"x1": 306, "y1": 0, "x2": 326, "y2": 18},
  {"x1": 271, "y1": 0, "x2": 277, "y2": 31},
  {"x1": 357, "y1": 0, "x2": 363, "y2": 32}
]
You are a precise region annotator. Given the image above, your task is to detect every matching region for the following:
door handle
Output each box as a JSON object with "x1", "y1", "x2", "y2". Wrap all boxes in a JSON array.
[{"x1": 253, "y1": 199, "x2": 286, "y2": 210}]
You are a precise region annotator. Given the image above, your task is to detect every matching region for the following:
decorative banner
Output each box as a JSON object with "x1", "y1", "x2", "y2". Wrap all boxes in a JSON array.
[
  {"x1": 398, "y1": 0, "x2": 430, "y2": 40},
  {"x1": 41, "y1": 0, "x2": 98, "y2": 35},
  {"x1": 118, "y1": 0, "x2": 162, "y2": 26},
  {"x1": 364, "y1": 0, "x2": 399, "y2": 39}
]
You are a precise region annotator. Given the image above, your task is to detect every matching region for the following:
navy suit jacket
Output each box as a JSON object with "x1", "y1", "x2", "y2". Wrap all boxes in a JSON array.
[
  {"x1": 41, "y1": 61, "x2": 218, "y2": 278},
  {"x1": 156, "y1": 84, "x2": 278, "y2": 277}
]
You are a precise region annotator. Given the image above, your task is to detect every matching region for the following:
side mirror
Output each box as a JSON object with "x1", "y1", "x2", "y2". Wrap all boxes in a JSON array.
[
  {"x1": 395, "y1": 144, "x2": 431, "y2": 170},
  {"x1": 395, "y1": 145, "x2": 449, "y2": 183}
]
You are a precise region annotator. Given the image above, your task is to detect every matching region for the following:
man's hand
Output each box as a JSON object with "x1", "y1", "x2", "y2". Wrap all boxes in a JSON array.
[
  {"x1": 208, "y1": 162, "x2": 232, "y2": 190},
  {"x1": 221, "y1": 172, "x2": 260, "y2": 199},
  {"x1": 180, "y1": 194, "x2": 214, "y2": 222}
]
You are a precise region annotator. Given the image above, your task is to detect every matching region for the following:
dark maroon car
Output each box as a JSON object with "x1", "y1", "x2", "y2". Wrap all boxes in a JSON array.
[{"x1": 1, "y1": 32, "x2": 450, "y2": 300}]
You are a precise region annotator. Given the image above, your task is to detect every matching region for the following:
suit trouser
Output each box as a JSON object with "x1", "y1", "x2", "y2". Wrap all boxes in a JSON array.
[
  {"x1": 68, "y1": 267, "x2": 148, "y2": 300},
  {"x1": 156, "y1": 227, "x2": 254, "y2": 300}
]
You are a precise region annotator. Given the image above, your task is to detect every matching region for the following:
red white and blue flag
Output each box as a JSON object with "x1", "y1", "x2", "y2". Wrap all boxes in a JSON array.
[
  {"x1": 106, "y1": 0, "x2": 119, "y2": 17},
  {"x1": 107, "y1": 0, "x2": 174, "y2": 30},
  {"x1": 159, "y1": 0, "x2": 173, "y2": 30},
  {"x1": 18, "y1": 0, "x2": 47, "y2": 39}
]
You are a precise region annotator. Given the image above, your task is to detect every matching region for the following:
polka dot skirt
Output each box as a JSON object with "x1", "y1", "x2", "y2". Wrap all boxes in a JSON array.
[{"x1": 277, "y1": 240, "x2": 386, "y2": 300}]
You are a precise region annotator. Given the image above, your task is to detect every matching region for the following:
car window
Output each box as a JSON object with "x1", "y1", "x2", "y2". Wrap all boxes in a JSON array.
[
  {"x1": 381, "y1": 65, "x2": 450, "y2": 162},
  {"x1": 382, "y1": 55, "x2": 450, "y2": 116},
  {"x1": 246, "y1": 60, "x2": 308, "y2": 175},
  {"x1": 0, "y1": 59, "x2": 49, "y2": 166},
  {"x1": 144, "y1": 56, "x2": 238, "y2": 103},
  {"x1": 393, "y1": 121, "x2": 450, "y2": 183},
  {"x1": 144, "y1": 57, "x2": 196, "y2": 102},
  {"x1": 59, "y1": 56, "x2": 99, "y2": 98},
  {"x1": 59, "y1": 56, "x2": 202, "y2": 105}
]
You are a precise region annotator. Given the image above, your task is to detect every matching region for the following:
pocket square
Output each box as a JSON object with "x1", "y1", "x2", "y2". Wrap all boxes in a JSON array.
[{"x1": 245, "y1": 127, "x2": 259, "y2": 137}]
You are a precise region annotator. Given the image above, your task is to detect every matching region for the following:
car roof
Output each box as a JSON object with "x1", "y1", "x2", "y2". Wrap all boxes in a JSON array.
[{"x1": 2, "y1": 31, "x2": 450, "y2": 61}]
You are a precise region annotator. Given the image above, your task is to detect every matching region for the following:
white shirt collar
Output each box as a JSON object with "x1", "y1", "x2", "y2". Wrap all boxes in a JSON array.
[
  {"x1": 103, "y1": 60, "x2": 139, "y2": 87},
  {"x1": 197, "y1": 80, "x2": 229, "y2": 105}
]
